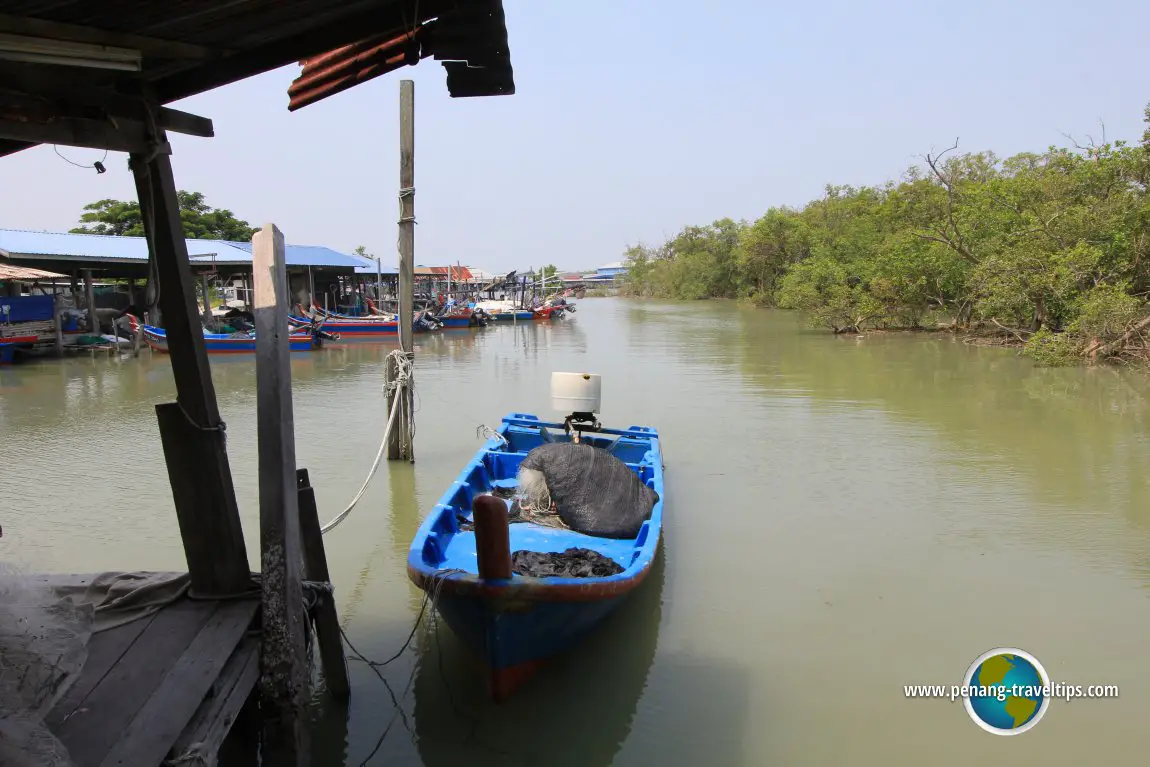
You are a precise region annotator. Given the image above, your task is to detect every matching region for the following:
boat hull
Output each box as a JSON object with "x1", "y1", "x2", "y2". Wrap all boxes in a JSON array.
[
  {"x1": 141, "y1": 326, "x2": 316, "y2": 353},
  {"x1": 407, "y1": 412, "x2": 664, "y2": 701},
  {"x1": 488, "y1": 311, "x2": 535, "y2": 322}
]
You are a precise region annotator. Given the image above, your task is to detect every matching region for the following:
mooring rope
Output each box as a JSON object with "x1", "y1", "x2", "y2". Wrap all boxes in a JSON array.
[{"x1": 319, "y1": 349, "x2": 414, "y2": 535}]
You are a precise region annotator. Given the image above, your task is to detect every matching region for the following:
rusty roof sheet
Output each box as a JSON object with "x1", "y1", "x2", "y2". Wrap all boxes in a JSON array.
[{"x1": 289, "y1": 0, "x2": 513, "y2": 110}]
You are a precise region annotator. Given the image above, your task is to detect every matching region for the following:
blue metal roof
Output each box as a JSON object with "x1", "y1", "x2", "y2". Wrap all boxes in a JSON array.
[
  {"x1": 353, "y1": 263, "x2": 399, "y2": 275},
  {"x1": 0, "y1": 228, "x2": 364, "y2": 269}
]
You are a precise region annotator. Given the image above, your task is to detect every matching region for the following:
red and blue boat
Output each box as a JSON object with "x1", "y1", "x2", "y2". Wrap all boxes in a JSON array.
[
  {"x1": 0, "y1": 334, "x2": 38, "y2": 365},
  {"x1": 407, "y1": 411, "x2": 664, "y2": 701},
  {"x1": 290, "y1": 303, "x2": 443, "y2": 336}
]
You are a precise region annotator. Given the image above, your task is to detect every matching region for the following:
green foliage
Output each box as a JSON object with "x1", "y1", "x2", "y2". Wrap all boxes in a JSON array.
[
  {"x1": 540, "y1": 264, "x2": 559, "y2": 279},
  {"x1": 71, "y1": 191, "x2": 256, "y2": 241},
  {"x1": 1024, "y1": 328, "x2": 1082, "y2": 367},
  {"x1": 623, "y1": 103, "x2": 1150, "y2": 363}
]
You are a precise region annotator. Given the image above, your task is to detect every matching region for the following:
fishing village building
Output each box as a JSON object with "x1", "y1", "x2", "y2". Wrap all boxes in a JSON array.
[{"x1": 0, "y1": 1, "x2": 515, "y2": 765}]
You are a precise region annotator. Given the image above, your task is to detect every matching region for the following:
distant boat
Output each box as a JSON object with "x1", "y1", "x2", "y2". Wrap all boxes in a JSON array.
[
  {"x1": 134, "y1": 322, "x2": 317, "y2": 354},
  {"x1": 293, "y1": 304, "x2": 441, "y2": 336},
  {"x1": 407, "y1": 408, "x2": 664, "y2": 702},
  {"x1": 474, "y1": 300, "x2": 535, "y2": 321}
]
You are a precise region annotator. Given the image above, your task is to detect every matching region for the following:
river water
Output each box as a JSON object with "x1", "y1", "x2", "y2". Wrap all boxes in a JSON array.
[{"x1": 1, "y1": 298, "x2": 1147, "y2": 765}]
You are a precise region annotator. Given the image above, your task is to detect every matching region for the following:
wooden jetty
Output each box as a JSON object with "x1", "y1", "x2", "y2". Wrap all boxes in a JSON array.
[
  {"x1": 0, "y1": 2, "x2": 516, "y2": 765},
  {"x1": 42, "y1": 579, "x2": 260, "y2": 767}
]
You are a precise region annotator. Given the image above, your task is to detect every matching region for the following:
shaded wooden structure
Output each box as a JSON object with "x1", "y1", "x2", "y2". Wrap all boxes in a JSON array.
[{"x1": 0, "y1": 1, "x2": 515, "y2": 764}]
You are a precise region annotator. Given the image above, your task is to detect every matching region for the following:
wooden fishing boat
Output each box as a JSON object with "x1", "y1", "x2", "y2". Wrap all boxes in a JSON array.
[
  {"x1": 137, "y1": 323, "x2": 317, "y2": 353},
  {"x1": 435, "y1": 305, "x2": 479, "y2": 328},
  {"x1": 295, "y1": 304, "x2": 441, "y2": 336},
  {"x1": 0, "y1": 335, "x2": 37, "y2": 364},
  {"x1": 532, "y1": 305, "x2": 564, "y2": 320},
  {"x1": 474, "y1": 300, "x2": 535, "y2": 322},
  {"x1": 407, "y1": 395, "x2": 664, "y2": 702}
]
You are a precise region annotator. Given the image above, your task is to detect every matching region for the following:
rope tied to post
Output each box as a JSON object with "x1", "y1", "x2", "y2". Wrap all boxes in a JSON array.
[
  {"x1": 397, "y1": 186, "x2": 416, "y2": 226},
  {"x1": 318, "y1": 349, "x2": 414, "y2": 535},
  {"x1": 175, "y1": 400, "x2": 227, "y2": 444}
]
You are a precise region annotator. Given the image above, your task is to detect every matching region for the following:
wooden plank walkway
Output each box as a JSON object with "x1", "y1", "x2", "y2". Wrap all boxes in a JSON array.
[{"x1": 46, "y1": 594, "x2": 260, "y2": 767}]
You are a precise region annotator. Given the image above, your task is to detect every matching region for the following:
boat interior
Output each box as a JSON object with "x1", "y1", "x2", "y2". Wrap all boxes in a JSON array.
[{"x1": 412, "y1": 414, "x2": 662, "y2": 579}]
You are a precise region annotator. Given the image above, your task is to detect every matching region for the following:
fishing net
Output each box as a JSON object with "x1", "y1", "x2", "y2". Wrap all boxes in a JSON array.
[
  {"x1": 0, "y1": 565, "x2": 94, "y2": 767},
  {"x1": 511, "y1": 549, "x2": 624, "y2": 578},
  {"x1": 515, "y1": 442, "x2": 658, "y2": 539}
]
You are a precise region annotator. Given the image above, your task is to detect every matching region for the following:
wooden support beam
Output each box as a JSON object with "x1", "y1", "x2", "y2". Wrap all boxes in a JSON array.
[
  {"x1": 0, "y1": 114, "x2": 170, "y2": 154},
  {"x1": 132, "y1": 142, "x2": 250, "y2": 597},
  {"x1": 200, "y1": 273, "x2": 211, "y2": 317},
  {"x1": 296, "y1": 468, "x2": 350, "y2": 700},
  {"x1": 253, "y1": 223, "x2": 309, "y2": 765},
  {"x1": 83, "y1": 268, "x2": 98, "y2": 333},
  {"x1": 0, "y1": 13, "x2": 221, "y2": 59},
  {"x1": 387, "y1": 79, "x2": 416, "y2": 462},
  {"x1": 52, "y1": 292, "x2": 63, "y2": 356},
  {"x1": 0, "y1": 71, "x2": 215, "y2": 137}
]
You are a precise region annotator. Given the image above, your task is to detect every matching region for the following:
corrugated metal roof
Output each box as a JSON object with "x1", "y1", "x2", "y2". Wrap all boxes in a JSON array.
[
  {"x1": 0, "y1": 263, "x2": 67, "y2": 280},
  {"x1": 0, "y1": 228, "x2": 229, "y2": 260},
  {"x1": 0, "y1": 228, "x2": 362, "y2": 269},
  {"x1": 354, "y1": 264, "x2": 399, "y2": 275},
  {"x1": 428, "y1": 265, "x2": 473, "y2": 281},
  {"x1": 201, "y1": 240, "x2": 368, "y2": 269}
]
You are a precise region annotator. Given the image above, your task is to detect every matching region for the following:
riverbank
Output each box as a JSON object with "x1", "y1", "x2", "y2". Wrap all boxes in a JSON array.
[
  {"x1": 619, "y1": 292, "x2": 1150, "y2": 368},
  {"x1": 618, "y1": 104, "x2": 1150, "y2": 370}
]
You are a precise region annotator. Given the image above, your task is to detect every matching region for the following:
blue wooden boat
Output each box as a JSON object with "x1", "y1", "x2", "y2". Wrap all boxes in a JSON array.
[
  {"x1": 407, "y1": 411, "x2": 664, "y2": 701},
  {"x1": 139, "y1": 324, "x2": 317, "y2": 353}
]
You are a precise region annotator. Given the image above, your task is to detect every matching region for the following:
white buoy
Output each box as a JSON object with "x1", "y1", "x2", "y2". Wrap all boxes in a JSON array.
[{"x1": 550, "y1": 372, "x2": 602, "y2": 414}]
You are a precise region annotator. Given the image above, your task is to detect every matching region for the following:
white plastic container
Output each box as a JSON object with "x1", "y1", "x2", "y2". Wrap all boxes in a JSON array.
[{"x1": 550, "y1": 372, "x2": 602, "y2": 414}]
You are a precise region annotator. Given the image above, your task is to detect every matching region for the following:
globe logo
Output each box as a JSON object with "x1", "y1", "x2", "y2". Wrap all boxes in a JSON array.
[{"x1": 963, "y1": 648, "x2": 1050, "y2": 735}]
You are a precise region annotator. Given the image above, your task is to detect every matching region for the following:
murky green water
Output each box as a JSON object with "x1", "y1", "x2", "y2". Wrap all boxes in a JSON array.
[{"x1": 2, "y1": 298, "x2": 1148, "y2": 766}]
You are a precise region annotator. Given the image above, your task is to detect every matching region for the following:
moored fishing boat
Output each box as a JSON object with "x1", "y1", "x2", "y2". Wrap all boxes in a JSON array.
[
  {"x1": 296, "y1": 303, "x2": 442, "y2": 336},
  {"x1": 134, "y1": 322, "x2": 318, "y2": 353},
  {"x1": 407, "y1": 373, "x2": 664, "y2": 701},
  {"x1": 474, "y1": 300, "x2": 534, "y2": 321}
]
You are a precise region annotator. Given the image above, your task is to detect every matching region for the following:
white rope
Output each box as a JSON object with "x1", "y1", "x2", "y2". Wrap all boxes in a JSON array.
[{"x1": 319, "y1": 350, "x2": 413, "y2": 535}]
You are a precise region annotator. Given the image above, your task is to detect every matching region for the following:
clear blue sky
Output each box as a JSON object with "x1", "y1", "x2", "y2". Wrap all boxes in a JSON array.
[{"x1": 1, "y1": 0, "x2": 1147, "y2": 273}]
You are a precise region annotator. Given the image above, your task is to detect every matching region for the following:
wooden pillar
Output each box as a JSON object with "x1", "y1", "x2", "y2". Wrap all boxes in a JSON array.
[
  {"x1": 52, "y1": 292, "x2": 63, "y2": 356},
  {"x1": 127, "y1": 278, "x2": 137, "y2": 306},
  {"x1": 130, "y1": 144, "x2": 250, "y2": 597},
  {"x1": 296, "y1": 468, "x2": 350, "y2": 699},
  {"x1": 253, "y1": 223, "x2": 309, "y2": 764},
  {"x1": 83, "y1": 269, "x2": 98, "y2": 333},
  {"x1": 388, "y1": 79, "x2": 416, "y2": 462},
  {"x1": 200, "y1": 273, "x2": 211, "y2": 317}
]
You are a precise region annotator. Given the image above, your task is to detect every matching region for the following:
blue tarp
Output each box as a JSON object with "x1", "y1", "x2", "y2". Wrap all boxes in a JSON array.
[{"x1": 0, "y1": 294, "x2": 54, "y2": 322}]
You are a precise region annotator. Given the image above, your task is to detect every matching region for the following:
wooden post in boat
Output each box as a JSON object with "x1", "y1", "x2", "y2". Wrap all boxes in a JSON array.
[
  {"x1": 387, "y1": 78, "x2": 416, "y2": 462},
  {"x1": 130, "y1": 144, "x2": 250, "y2": 598},
  {"x1": 296, "y1": 468, "x2": 350, "y2": 699},
  {"x1": 83, "y1": 269, "x2": 98, "y2": 333},
  {"x1": 473, "y1": 495, "x2": 513, "y2": 580},
  {"x1": 253, "y1": 222, "x2": 310, "y2": 763}
]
